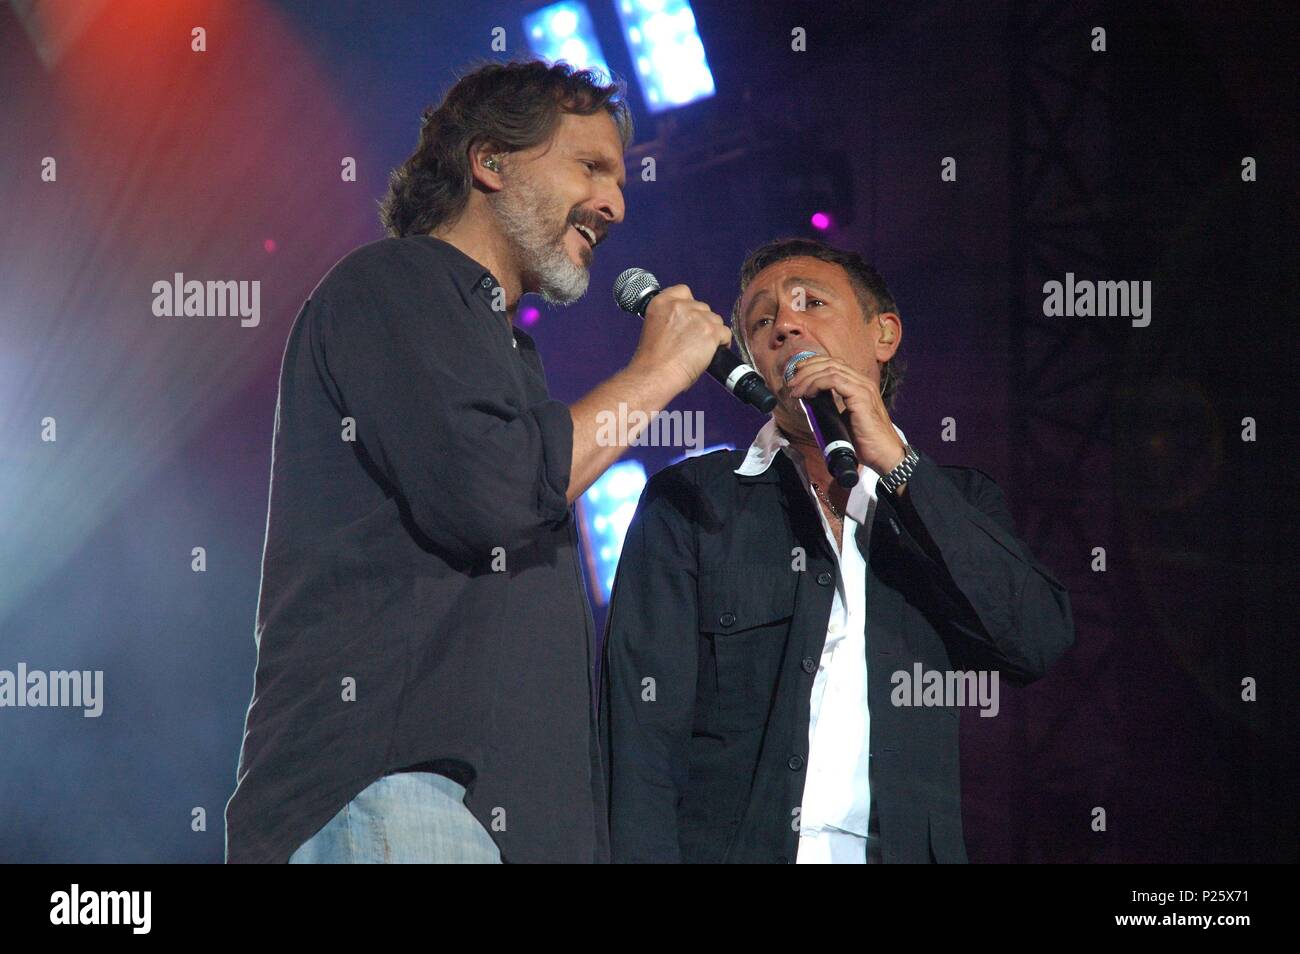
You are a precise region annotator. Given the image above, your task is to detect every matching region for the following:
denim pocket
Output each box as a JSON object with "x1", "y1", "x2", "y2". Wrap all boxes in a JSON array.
[{"x1": 698, "y1": 567, "x2": 797, "y2": 731}]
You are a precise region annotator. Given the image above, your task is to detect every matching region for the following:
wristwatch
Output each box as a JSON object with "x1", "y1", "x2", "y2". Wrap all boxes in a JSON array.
[{"x1": 877, "y1": 443, "x2": 919, "y2": 495}]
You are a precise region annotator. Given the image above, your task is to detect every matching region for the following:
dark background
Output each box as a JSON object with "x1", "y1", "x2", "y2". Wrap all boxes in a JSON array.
[{"x1": 0, "y1": 0, "x2": 1295, "y2": 862}]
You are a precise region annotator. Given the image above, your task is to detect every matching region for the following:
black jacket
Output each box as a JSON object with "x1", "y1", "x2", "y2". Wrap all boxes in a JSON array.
[{"x1": 600, "y1": 443, "x2": 1074, "y2": 863}]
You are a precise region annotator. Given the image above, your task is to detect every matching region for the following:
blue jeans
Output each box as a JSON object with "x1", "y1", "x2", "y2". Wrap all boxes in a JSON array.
[{"x1": 289, "y1": 770, "x2": 502, "y2": 863}]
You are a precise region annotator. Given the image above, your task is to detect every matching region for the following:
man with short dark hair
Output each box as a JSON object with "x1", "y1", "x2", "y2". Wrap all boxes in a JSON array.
[
  {"x1": 225, "y1": 60, "x2": 732, "y2": 863},
  {"x1": 601, "y1": 237, "x2": 1075, "y2": 863}
]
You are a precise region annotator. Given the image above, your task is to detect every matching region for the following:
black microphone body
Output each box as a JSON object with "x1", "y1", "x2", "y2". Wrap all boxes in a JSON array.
[
  {"x1": 784, "y1": 350, "x2": 860, "y2": 488},
  {"x1": 613, "y1": 268, "x2": 777, "y2": 414}
]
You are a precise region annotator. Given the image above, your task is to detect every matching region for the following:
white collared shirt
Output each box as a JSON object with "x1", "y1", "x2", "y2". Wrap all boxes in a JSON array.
[{"x1": 733, "y1": 417, "x2": 906, "y2": 864}]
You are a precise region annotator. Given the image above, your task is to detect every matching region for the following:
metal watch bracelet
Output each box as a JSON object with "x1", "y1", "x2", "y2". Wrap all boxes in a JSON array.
[{"x1": 878, "y1": 442, "x2": 919, "y2": 494}]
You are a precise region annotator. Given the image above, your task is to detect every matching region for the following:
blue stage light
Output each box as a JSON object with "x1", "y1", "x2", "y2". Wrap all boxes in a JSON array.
[
  {"x1": 523, "y1": 2, "x2": 613, "y2": 79},
  {"x1": 577, "y1": 459, "x2": 648, "y2": 603},
  {"x1": 614, "y1": 0, "x2": 715, "y2": 112}
]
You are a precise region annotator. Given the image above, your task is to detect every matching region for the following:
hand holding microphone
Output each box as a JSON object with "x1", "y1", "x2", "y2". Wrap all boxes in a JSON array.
[
  {"x1": 784, "y1": 352, "x2": 909, "y2": 488},
  {"x1": 615, "y1": 268, "x2": 777, "y2": 413},
  {"x1": 784, "y1": 351, "x2": 860, "y2": 487}
]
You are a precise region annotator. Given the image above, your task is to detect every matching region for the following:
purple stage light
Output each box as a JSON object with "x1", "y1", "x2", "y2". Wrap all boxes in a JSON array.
[{"x1": 810, "y1": 211, "x2": 832, "y2": 230}]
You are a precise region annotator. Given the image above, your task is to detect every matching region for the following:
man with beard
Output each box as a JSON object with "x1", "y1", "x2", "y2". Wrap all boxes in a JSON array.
[{"x1": 225, "y1": 61, "x2": 730, "y2": 864}]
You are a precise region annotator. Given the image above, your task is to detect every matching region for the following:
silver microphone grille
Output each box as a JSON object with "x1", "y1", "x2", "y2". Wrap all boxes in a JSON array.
[
  {"x1": 783, "y1": 350, "x2": 819, "y2": 384},
  {"x1": 613, "y1": 267, "x2": 661, "y2": 316}
]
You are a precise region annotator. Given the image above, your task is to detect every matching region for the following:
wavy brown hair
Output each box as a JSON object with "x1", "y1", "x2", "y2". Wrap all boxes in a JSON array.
[
  {"x1": 379, "y1": 59, "x2": 633, "y2": 238},
  {"x1": 731, "y1": 237, "x2": 907, "y2": 411}
]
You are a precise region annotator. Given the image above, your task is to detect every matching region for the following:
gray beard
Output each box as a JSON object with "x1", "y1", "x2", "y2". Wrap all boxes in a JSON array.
[{"x1": 488, "y1": 177, "x2": 590, "y2": 305}]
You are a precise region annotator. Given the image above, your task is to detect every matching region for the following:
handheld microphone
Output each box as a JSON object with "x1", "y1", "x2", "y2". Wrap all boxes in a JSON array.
[
  {"x1": 783, "y1": 350, "x2": 859, "y2": 488},
  {"x1": 613, "y1": 268, "x2": 777, "y2": 414}
]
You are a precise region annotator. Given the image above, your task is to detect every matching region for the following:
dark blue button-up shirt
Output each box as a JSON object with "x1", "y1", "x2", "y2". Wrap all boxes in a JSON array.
[{"x1": 226, "y1": 235, "x2": 604, "y2": 863}]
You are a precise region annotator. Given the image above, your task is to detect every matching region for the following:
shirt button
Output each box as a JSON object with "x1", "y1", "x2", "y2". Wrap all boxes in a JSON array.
[
  {"x1": 787, "y1": 755, "x2": 805, "y2": 771},
  {"x1": 801, "y1": 657, "x2": 817, "y2": 674},
  {"x1": 776, "y1": 854, "x2": 789, "y2": 864},
  {"x1": 719, "y1": 612, "x2": 736, "y2": 628},
  {"x1": 816, "y1": 571, "x2": 833, "y2": 586},
  {"x1": 479, "y1": 275, "x2": 493, "y2": 289}
]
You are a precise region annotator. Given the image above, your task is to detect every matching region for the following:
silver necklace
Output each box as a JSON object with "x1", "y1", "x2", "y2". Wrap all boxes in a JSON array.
[{"x1": 810, "y1": 481, "x2": 844, "y2": 521}]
